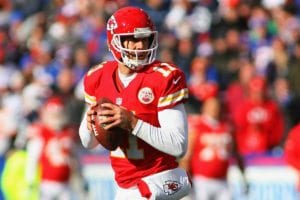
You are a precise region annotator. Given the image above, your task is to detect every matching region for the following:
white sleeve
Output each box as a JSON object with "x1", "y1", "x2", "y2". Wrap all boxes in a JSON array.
[
  {"x1": 132, "y1": 104, "x2": 188, "y2": 158},
  {"x1": 25, "y1": 138, "x2": 42, "y2": 184},
  {"x1": 79, "y1": 111, "x2": 99, "y2": 149}
]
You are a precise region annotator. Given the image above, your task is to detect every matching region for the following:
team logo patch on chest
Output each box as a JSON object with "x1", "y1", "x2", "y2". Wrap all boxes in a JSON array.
[
  {"x1": 163, "y1": 180, "x2": 182, "y2": 195},
  {"x1": 138, "y1": 87, "x2": 154, "y2": 104}
]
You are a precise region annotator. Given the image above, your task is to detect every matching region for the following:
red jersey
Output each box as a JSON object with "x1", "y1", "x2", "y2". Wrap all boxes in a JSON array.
[
  {"x1": 284, "y1": 123, "x2": 300, "y2": 170},
  {"x1": 188, "y1": 115, "x2": 232, "y2": 179},
  {"x1": 83, "y1": 60, "x2": 188, "y2": 188},
  {"x1": 233, "y1": 99, "x2": 284, "y2": 155},
  {"x1": 223, "y1": 82, "x2": 246, "y2": 121},
  {"x1": 29, "y1": 124, "x2": 75, "y2": 183}
]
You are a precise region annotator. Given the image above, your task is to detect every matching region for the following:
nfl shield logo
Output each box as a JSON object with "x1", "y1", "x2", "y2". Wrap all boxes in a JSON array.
[{"x1": 116, "y1": 97, "x2": 122, "y2": 105}]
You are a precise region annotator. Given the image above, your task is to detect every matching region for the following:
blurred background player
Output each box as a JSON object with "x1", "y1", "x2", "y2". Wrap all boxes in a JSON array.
[
  {"x1": 223, "y1": 60, "x2": 256, "y2": 122},
  {"x1": 180, "y1": 96, "x2": 247, "y2": 200},
  {"x1": 79, "y1": 6, "x2": 191, "y2": 200},
  {"x1": 232, "y1": 75, "x2": 285, "y2": 156},
  {"x1": 284, "y1": 122, "x2": 300, "y2": 198},
  {"x1": 25, "y1": 96, "x2": 77, "y2": 200}
]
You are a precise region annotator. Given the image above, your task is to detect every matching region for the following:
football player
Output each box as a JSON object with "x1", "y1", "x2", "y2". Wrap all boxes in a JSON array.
[
  {"x1": 180, "y1": 97, "x2": 247, "y2": 200},
  {"x1": 232, "y1": 76, "x2": 285, "y2": 155},
  {"x1": 79, "y1": 6, "x2": 191, "y2": 200},
  {"x1": 25, "y1": 97, "x2": 76, "y2": 200}
]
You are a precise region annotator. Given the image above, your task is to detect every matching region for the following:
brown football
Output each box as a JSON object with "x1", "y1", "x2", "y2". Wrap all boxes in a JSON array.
[{"x1": 91, "y1": 97, "x2": 126, "y2": 151}]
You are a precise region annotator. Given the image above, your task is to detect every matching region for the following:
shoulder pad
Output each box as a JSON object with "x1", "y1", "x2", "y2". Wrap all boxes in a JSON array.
[{"x1": 87, "y1": 61, "x2": 107, "y2": 76}]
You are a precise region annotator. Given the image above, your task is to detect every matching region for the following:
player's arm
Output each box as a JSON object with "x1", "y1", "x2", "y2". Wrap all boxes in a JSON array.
[
  {"x1": 96, "y1": 102, "x2": 188, "y2": 157},
  {"x1": 25, "y1": 128, "x2": 42, "y2": 185},
  {"x1": 128, "y1": 66, "x2": 188, "y2": 157},
  {"x1": 79, "y1": 64, "x2": 103, "y2": 149},
  {"x1": 129, "y1": 64, "x2": 189, "y2": 157},
  {"x1": 79, "y1": 104, "x2": 99, "y2": 149},
  {"x1": 231, "y1": 129, "x2": 249, "y2": 194},
  {"x1": 179, "y1": 121, "x2": 198, "y2": 173},
  {"x1": 132, "y1": 103, "x2": 188, "y2": 158}
]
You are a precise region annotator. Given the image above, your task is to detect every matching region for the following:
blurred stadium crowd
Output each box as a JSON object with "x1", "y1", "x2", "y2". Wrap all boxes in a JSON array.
[{"x1": 0, "y1": 0, "x2": 300, "y2": 199}]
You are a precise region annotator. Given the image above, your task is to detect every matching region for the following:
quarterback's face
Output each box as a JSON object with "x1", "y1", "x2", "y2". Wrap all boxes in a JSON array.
[{"x1": 121, "y1": 36, "x2": 150, "y2": 59}]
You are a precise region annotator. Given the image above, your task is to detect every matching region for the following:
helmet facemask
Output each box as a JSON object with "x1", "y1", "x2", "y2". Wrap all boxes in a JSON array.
[{"x1": 111, "y1": 30, "x2": 158, "y2": 70}]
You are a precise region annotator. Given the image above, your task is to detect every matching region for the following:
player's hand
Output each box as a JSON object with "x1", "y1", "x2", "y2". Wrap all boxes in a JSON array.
[
  {"x1": 97, "y1": 103, "x2": 137, "y2": 132},
  {"x1": 86, "y1": 103, "x2": 98, "y2": 132}
]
